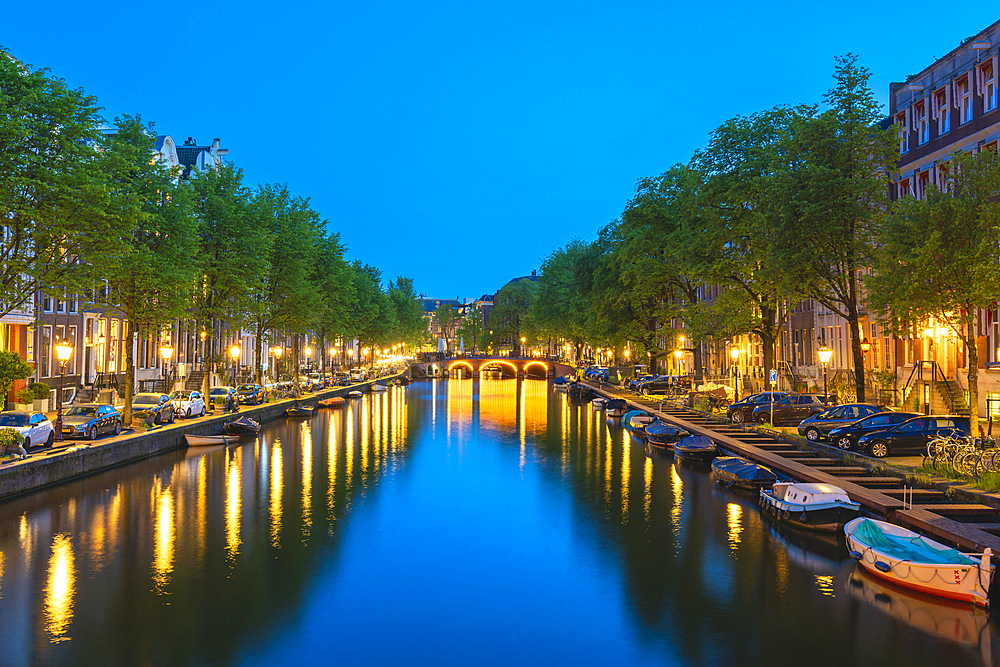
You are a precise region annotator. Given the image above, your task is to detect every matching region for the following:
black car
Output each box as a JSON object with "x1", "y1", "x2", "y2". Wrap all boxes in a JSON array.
[
  {"x1": 856, "y1": 415, "x2": 970, "y2": 458},
  {"x1": 637, "y1": 375, "x2": 692, "y2": 396},
  {"x1": 131, "y1": 393, "x2": 176, "y2": 424},
  {"x1": 827, "y1": 411, "x2": 919, "y2": 451},
  {"x1": 727, "y1": 392, "x2": 790, "y2": 424},
  {"x1": 796, "y1": 403, "x2": 890, "y2": 442},
  {"x1": 236, "y1": 384, "x2": 265, "y2": 405},
  {"x1": 62, "y1": 403, "x2": 122, "y2": 440},
  {"x1": 751, "y1": 394, "x2": 826, "y2": 425}
]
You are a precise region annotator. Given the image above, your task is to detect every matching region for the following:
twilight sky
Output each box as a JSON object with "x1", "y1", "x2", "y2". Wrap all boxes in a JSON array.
[{"x1": 5, "y1": 3, "x2": 998, "y2": 299}]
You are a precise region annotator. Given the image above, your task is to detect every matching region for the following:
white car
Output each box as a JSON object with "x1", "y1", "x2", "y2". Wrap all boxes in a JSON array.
[
  {"x1": 0, "y1": 411, "x2": 55, "y2": 449},
  {"x1": 169, "y1": 390, "x2": 207, "y2": 418}
]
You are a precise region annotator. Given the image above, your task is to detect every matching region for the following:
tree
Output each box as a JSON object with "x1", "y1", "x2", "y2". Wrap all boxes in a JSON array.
[
  {"x1": 868, "y1": 150, "x2": 1000, "y2": 433},
  {"x1": 387, "y1": 277, "x2": 426, "y2": 350},
  {"x1": 770, "y1": 55, "x2": 898, "y2": 401},
  {"x1": 0, "y1": 350, "x2": 33, "y2": 404},
  {"x1": 92, "y1": 115, "x2": 199, "y2": 425},
  {"x1": 347, "y1": 262, "x2": 394, "y2": 366},
  {"x1": 456, "y1": 308, "x2": 487, "y2": 354},
  {"x1": 529, "y1": 240, "x2": 601, "y2": 352},
  {"x1": 312, "y1": 233, "x2": 355, "y2": 374},
  {"x1": 490, "y1": 279, "x2": 535, "y2": 353},
  {"x1": 433, "y1": 303, "x2": 460, "y2": 353},
  {"x1": 0, "y1": 51, "x2": 123, "y2": 318}
]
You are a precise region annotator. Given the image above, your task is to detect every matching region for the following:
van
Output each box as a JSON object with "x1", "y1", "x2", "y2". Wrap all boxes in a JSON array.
[{"x1": 349, "y1": 368, "x2": 367, "y2": 382}]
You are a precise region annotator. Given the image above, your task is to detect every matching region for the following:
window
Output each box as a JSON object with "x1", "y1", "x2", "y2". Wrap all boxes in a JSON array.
[
  {"x1": 916, "y1": 99, "x2": 929, "y2": 145},
  {"x1": 896, "y1": 110, "x2": 909, "y2": 153},
  {"x1": 897, "y1": 177, "x2": 912, "y2": 199},
  {"x1": 67, "y1": 326, "x2": 77, "y2": 375},
  {"x1": 916, "y1": 170, "x2": 930, "y2": 200},
  {"x1": 67, "y1": 294, "x2": 77, "y2": 313},
  {"x1": 989, "y1": 392, "x2": 1000, "y2": 418},
  {"x1": 984, "y1": 59, "x2": 998, "y2": 112},
  {"x1": 42, "y1": 294, "x2": 52, "y2": 312},
  {"x1": 26, "y1": 326, "x2": 34, "y2": 362},
  {"x1": 868, "y1": 414, "x2": 892, "y2": 427},
  {"x1": 934, "y1": 87, "x2": 950, "y2": 134},
  {"x1": 899, "y1": 419, "x2": 925, "y2": 432},
  {"x1": 884, "y1": 336, "x2": 891, "y2": 369},
  {"x1": 56, "y1": 299, "x2": 65, "y2": 314},
  {"x1": 40, "y1": 326, "x2": 51, "y2": 378},
  {"x1": 957, "y1": 75, "x2": 972, "y2": 124}
]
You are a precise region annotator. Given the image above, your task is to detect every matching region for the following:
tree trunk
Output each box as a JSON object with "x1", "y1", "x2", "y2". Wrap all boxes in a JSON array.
[
  {"x1": 967, "y1": 314, "x2": 980, "y2": 436},
  {"x1": 254, "y1": 324, "x2": 264, "y2": 385},
  {"x1": 847, "y1": 308, "x2": 866, "y2": 403},
  {"x1": 123, "y1": 327, "x2": 136, "y2": 426}
]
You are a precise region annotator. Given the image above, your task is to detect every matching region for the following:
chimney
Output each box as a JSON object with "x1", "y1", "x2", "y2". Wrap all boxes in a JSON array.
[{"x1": 532, "y1": 270, "x2": 537, "y2": 277}]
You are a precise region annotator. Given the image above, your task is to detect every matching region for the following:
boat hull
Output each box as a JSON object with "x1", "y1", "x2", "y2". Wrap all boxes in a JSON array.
[
  {"x1": 760, "y1": 489, "x2": 860, "y2": 532},
  {"x1": 845, "y1": 517, "x2": 994, "y2": 607},
  {"x1": 185, "y1": 434, "x2": 240, "y2": 446},
  {"x1": 318, "y1": 397, "x2": 345, "y2": 408},
  {"x1": 285, "y1": 407, "x2": 314, "y2": 418}
]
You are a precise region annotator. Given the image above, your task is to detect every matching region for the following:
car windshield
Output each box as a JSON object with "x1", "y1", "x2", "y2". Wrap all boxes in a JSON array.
[
  {"x1": 209, "y1": 389, "x2": 228, "y2": 396},
  {"x1": 65, "y1": 406, "x2": 97, "y2": 417},
  {"x1": 170, "y1": 391, "x2": 191, "y2": 400},
  {"x1": 0, "y1": 414, "x2": 28, "y2": 427},
  {"x1": 133, "y1": 395, "x2": 159, "y2": 405},
  {"x1": 237, "y1": 385, "x2": 255, "y2": 391}
]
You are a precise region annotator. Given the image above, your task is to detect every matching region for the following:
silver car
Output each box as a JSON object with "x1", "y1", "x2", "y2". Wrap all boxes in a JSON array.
[
  {"x1": 0, "y1": 411, "x2": 55, "y2": 449},
  {"x1": 170, "y1": 390, "x2": 207, "y2": 418},
  {"x1": 62, "y1": 404, "x2": 122, "y2": 440}
]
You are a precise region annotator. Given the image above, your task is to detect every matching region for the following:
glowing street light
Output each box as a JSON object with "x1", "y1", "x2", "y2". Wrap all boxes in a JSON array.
[
  {"x1": 160, "y1": 343, "x2": 174, "y2": 394},
  {"x1": 817, "y1": 345, "x2": 833, "y2": 406},
  {"x1": 54, "y1": 339, "x2": 73, "y2": 441},
  {"x1": 229, "y1": 344, "x2": 240, "y2": 387},
  {"x1": 730, "y1": 346, "x2": 741, "y2": 400}
]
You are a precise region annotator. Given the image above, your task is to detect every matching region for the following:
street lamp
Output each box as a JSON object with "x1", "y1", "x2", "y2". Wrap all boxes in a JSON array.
[
  {"x1": 520, "y1": 336, "x2": 526, "y2": 358},
  {"x1": 818, "y1": 346, "x2": 833, "y2": 406},
  {"x1": 54, "y1": 339, "x2": 73, "y2": 442},
  {"x1": 305, "y1": 346, "x2": 313, "y2": 373},
  {"x1": 674, "y1": 348, "x2": 683, "y2": 375},
  {"x1": 229, "y1": 344, "x2": 240, "y2": 387},
  {"x1": 730, "y1": 346, "x2": 741, "y2": 400},
  {"x1": 160, "y1": 343, "x2": 174, "y2": 394},
  {"x1": 860, "y1": 338, "x2": 871, "y2": 353},
  {"x1": 272, "y1": 345, "x2": 283, "y2": 381}
]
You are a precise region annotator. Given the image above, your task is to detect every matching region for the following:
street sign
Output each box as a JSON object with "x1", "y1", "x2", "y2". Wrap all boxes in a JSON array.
[{"x1": 769, "y1": 369, "x2": 777, "y2": 387}]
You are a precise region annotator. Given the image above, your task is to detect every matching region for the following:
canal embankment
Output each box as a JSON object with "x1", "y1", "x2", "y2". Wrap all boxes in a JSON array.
[{"x1": 0, "y1": 373, "x2": 405, "y2": 502}]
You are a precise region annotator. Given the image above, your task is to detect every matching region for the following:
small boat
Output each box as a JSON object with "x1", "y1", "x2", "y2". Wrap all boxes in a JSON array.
[
  {"x1": 845, "y1": 517, "x2": 994, "y2": 607},
  {"x1": 318, "y1": 396, "x2": 346, "y2": 408},
  {"x1": 760, "y1": 482, "x2": 860, "y2": 532},
  {"x1": 185, "y1": 434, "x2": 240, "y2": 446},
  {"x1": 223, "y1": 415, "x2": 261, "y2": 436},
  {"x1": 673, "y1": 435, "x2": 719, "y2": 463},
  {"x1": 567, "y1": 384, "x2": 593, "y2": 402},
  {"x1": 644, "y1": 421, "x2": 688, "y2": 449},
  {"x1": 393, "y1": 376, "x2": 412, "y2": 386},
  {"x1": 347, "y1": 391, "x2": 363, "y2": 399},
  {"x1": 622, "y1": 410, "x2": 656, "y2": 439},
  {"x1": 553, "y1": 375, "x2": 572, "y2": 386},
  {"x1": 591, "y1": 397, "x2": 607, "y2": 409},
  {"x1": 605, "y1": 398, "x2": 628, "y2": 418},
  {"x1": 286, "y1": 406, "x2": 315, "y2": 418},
  {"x1": 711, "y1": 456, "x2": 777, "y2": 489},
  {"x1": 371, "y1": 383, "x2": 388, "y2": 392}
]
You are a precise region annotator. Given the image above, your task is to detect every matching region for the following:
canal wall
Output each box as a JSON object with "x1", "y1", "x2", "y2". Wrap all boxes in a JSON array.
[{"x1": 0, "y1": 374, "x2": 403, "y2": 503}]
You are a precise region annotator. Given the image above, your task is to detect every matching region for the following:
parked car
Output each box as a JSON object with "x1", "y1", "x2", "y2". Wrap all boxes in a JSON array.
[
  {"x1": 208, "y1": 386, "x2": 240, "y2": 411},
  {"x1": 637, "y1": 375, "x2": 692, "y2": 396},
  {"x1": 626, "y1": 374, "x2": 656, "y2": 391},
  {"x1": 0, "y1": 411, "x2": 54, "y2": 449},
  {"x1": 236, "y1": 384, "x2": 265, "y2": 405},
  {"x1": 349, "y1": 368, "x2": 368, "y2": 383},
  {"x1": 62, "y1": 404, "x2": 122, "y2": 440},
  {"x1": 827, "y1": 411, "x2": 919, "y2": 451},
  {"x1": 796, "y1": 403, "x2": 891, "y2": 442},
  {"x1": 752, "y1": 394, "x2": 826, "y2": 425},
  {"x1": 131, "y1": 393, "x2": 176, "y2": 424},
  {"x1": 856, "y1": 415, "x2": 970, "y2": 458},
  {"x1": 727, "y1": 392, "x2": 790, "y2": 424},
  {"x1": 333, "y1": 371, "x2": 351, "y2": 386},
  {"x1": 169, "y1": 390, "x2": 207, "y2": 418}
]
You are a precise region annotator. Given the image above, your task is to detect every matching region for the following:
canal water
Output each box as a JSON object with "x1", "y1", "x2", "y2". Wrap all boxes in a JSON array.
[{"x1": 0, "y1": 379, "x2": 996, "y2": 666}]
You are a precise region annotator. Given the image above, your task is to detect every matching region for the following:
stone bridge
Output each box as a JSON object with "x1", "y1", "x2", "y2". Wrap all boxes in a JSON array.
[{"x1": 414, "y1": 357, "x2": 574, "y2": 379}]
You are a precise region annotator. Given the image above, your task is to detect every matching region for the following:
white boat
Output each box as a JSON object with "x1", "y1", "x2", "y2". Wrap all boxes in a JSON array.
[
  {"x1": 370, "y1": 383, "x2": 387, "y2": 392},
  {"x1": 592, "y1": 397, "x2": 607, "y2": 409},
  {"x1": 759, "y1": 482, "x2": 861, "y2": 532},
  {"x1": 347, "y1": 391, "x2": 363, "y2": 399},
  {"x1": 184, "y1": 434, "x2": 240, "y2": 447},
  {"x1": 845, "y1": 517, "x2": 994, "y2": 607}
]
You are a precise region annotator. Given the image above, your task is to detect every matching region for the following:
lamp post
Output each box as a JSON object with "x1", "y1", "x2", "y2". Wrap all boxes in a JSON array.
[
  {"x1": 520, "y1": 336, "x2": 526, "y2": 358},
  {"x1": 272, "y1": 346, "x2": 283, "y2": 381},
  {"x1": 674, "y1": 348, "x2": 683, "y2": 375},
  {"x1": 229, "y1": 344, "x2": 240, "y2": 387},
  {"x1": 160, "y1": 343, "x2": 174, "y2": 394},
  {"x1": 624, "y1": 348, "x2": 632, "y2": 378},
  {"x1": 305, "y1": 346, "x2": 313, "y2": 374},
  {"x1": 54, "y1": 339, "x2": 73, "y2": 442},
  {"x1": 199, "y1": 330, "x2": 207, "y2": 371},
  {"x1": 818, "y1": 346, "x2": 833, "y2": 406},
  {"x1": 730, "y1": 347, "x2": 741, "y2": 400}
]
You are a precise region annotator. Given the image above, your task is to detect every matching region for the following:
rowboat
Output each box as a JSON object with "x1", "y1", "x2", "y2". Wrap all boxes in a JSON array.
[
  {"x1": 760, "y1": 482, "x2": 860, "y2": 532},
  {"x1": 622, "y1": 410, "x2": 656, "y2": 439},
  {"x1": 845, "y1": 517, "x2": 994, "y2": 607},
  {"x1": 371, "y1": 383, "x2": 387, "y2": 392},
  {"x1": 185, "y1": 434, "x2": 240, "y2": 447},
  {"x1": 318, "y1": 397, "x2": 346, "y2": 408},
  {"x1": 711, "y1": 456, "x2": 777, "y2": 489},
  {"x1": 347, "y1": 391, "x2": 363, "y2": 399},
  {"x1": 223, "y1": 415, "x2": 260, "y2": 436},
  {"x1": 286, "y1": 406, "x2": 314, "y2": 418},
  {"x1": 605, "y1": 399, "x2": 627, "y2": 418},
  {"x1": 644, "y1": 421, "x2": 688, "y2": 449},
  {"x1": 591, "y1": 397, "x2": 607, "y2": 409},
  {"x1": 673, "y1": 435, "x2": 719, "y2": 464}
]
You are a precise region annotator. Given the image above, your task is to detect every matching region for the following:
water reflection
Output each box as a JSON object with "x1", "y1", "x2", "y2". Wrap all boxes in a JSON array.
[
  {"x1": 44, "y1": 534, "x2": 74, "y2": 642},
  {"x1": 271, "y1": 441, "x2": 283, "y2": 548},
  {"x1": 152, "y1": 485, "x2": 174, "y2": 595}
]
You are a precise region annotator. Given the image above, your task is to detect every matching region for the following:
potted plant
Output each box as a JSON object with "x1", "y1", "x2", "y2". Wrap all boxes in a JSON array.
[
  {"x1": 29, "y1": 382, "x2": 50, "y2": 413},
  {"x1": 0, "y1": 350, "x2": 33, "y2": 411},
  {"x1": 14, "y1": 388, "x2": 34, "y2": 411},
  {"x1": 0, "y1": 427, "x2": 27, "y2": 458}
]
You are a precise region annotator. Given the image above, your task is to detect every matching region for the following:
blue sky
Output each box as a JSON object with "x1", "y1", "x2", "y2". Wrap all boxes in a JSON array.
[{"x1": 5, "y1": 3, "x2": 998, "y2": 299}]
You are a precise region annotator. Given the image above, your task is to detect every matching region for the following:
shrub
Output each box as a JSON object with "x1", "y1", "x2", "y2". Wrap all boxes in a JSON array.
[
  {"x1": 15, "y1": 388, "x2": 34, "y2": 404},
  {"x1": 0, "y1": 351, "x2": 32, "y2": 400},
  {"x1": 0, "y1": 427, "x2": 25, "y2": 454},
  {"x1": 28, "y1": 382, "x2": 50, "y2": 400}
]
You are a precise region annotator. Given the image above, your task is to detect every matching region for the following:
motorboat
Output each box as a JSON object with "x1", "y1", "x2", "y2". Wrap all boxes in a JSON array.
[
  {"x1": 622, "y1": 410, "x2": 656, "y2": 439},
  {"x1": 644, "y1": 421, "x2": 688, "y2": 449},
  {"x1": 370, "y1": 383, "x2": 388, "y2": 392},
  {"x1": 567, "y1": 384, "x2": 593, "y2": 402},
  {"x1": 553, "y1": 375, "x2": 571, "y2": 385},
  {"x1": 223, "y1": 415, "x2": 261, "y2": 436},
  {"x1": 347, "y1": 391, "x2": 363, "y2": 399},
  {"x1": 185, "y1": 434, "x2": 240, "y2": 447},
  {"x1": 318, "y1": 397, "x2": 346, "y2": 408},
  {"x1": 285, "y1": 406, "x2": 315, "y2": 418},
  {"x1": 760, "y1": 482, "x2": 860, "y2": 532},
  {"x1": 711, "y1": 456, "x2": 777, "y2": 489},
  {"x1": 392, "y1": 376, "x2": 412, "y2": 386},
  {"x1": 673, "y1": 435, "x2": 719, "y2": 464},
  {"x1": 605, "y1": 399, "x2": 628, "y2": 418},
  {"x1": 591, "y1": 397, "x2": 607, "y2": 409},
  {"x1": 845, "y1": 517, "x2": 994, "y2": 607}
]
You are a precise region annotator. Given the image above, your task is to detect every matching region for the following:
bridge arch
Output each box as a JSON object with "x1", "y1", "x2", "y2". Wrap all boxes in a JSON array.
[
  {"x1": 524, "y1": 361, "x2": 548, "y2": 375},
  {"x1": 480, "y1": 360, "x2": 519, "y2": 374},
  {"x1": 447, "y1": 360, "x2": 475, "y2": 373}
]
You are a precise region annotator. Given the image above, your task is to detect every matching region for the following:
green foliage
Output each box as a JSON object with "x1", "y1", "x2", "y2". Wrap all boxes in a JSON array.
[
  {"x1": 434, "y1": 303, "x2": 459, "y2": 352},
  {"x1": 456, "y1": 308, "x2": 487, "y2": 354},
  {"x1": 0, "y1": 350, "x2": 33, "y2": 400},
  {"x1": 387, "y1": 277, "x2": 425, "y2": 348},
  {"x1": 0, "y1": 427, "x2": 25, "y2": 454},
  {"x1": 491, "y1": 278, "x2": 535, "y2": 345},
  {"x1": 16, "y1": 388, "x2": 34, "y2": 404},
  {"x1": 27, "y1": 382, "x2": 50, "y2": 400}
]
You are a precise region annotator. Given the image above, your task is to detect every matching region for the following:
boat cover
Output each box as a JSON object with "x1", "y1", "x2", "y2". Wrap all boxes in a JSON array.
[
  {"x1": 851, "y1": 518, "x2": 976, "y2": 566},
  {"x1": 675, "y1": 435, "x2": 716, "y2": 451},
  {"x1": 605, "y1": 399, "x2": 627, "y2": 411},
  {"x1": 711, "y1": 456, "x2": 776, "y2": 482},
  {"x1": 553, "y1": 375, "x2": 570, "y2": 385},
  {"x1": 645, "y1": 421, "x2": 686, "y2": 440}
]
